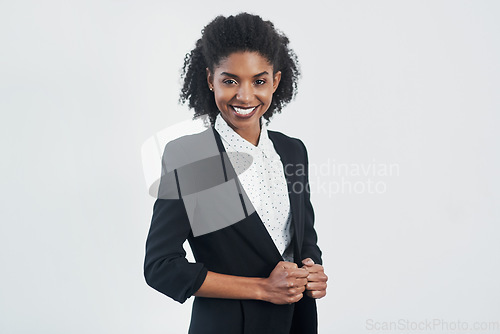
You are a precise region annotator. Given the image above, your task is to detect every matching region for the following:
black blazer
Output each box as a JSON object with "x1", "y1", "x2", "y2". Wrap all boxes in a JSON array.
[{"x1": 144, "y1": 126, "x2": 323, "y2": 334}]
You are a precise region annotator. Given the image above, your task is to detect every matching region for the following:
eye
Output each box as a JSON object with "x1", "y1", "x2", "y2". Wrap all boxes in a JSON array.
[
  {"x1": 255, "y1": 79, "x2": 266, "y2": 85},
  {"x1": 223, "y1": 79, "x2": 237, "y2": 85}
]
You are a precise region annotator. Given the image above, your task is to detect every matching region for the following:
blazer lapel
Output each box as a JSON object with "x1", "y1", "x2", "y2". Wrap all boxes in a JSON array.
[
  {"x1": 267, "y1": 131, "x2": 303, "y2": 263},
  {"x1": 211, "y1": 127, "x2": 284, "y2": 264}
]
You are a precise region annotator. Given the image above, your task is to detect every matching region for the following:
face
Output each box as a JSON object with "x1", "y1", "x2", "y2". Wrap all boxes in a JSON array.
[{"x1": 206, "y1": 51, "x2": 281, "y2": 140}]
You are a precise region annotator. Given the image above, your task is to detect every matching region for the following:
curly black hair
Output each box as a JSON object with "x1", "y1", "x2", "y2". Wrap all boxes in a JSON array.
[{"x1": 179, "y1": 12, "x2": 300, "y2": 126}]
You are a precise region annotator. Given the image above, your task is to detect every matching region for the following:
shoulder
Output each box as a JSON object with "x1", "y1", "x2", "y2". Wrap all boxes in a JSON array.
[
  {"x1": 163, "y1": 127, "x2": 219, "y2": 170},
  {"x1": 165, "y1": 127, "x2": 213, "y2": 151},
  {"x1": 268, "y1": 130, "x2": 308, "y2": 154}
]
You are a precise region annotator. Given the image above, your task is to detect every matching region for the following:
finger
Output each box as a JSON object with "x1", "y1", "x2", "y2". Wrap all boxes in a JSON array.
[
  {"x1": 305, "y1": 281, "x2": 327, "y2": 291},
  {"x1": 297, "y1": 277, "x2": 308, "y2": 286},
  {"x1": 290, "y1": 293, "x2": 304, "y2": 304},
  {"x1": 302, "y1": 264, "x2": 324, "y2": 273},
  {"x1": 305, "y1": 289, "x2": 327, "y2": 299},
  {"x1": 289, "y1": 268, "x2": 310, "y2": 278},
  {"x1": 291, "y1": 277, "x2": 308, "y2": 287},
  {"x1": 280, "y1": 261, "x2": 298, "y2": 269},
  {"x1": 294, "y1": 285, "x2": 306, "y2": 294},
  {"x1": 301, "y1": 258, "x2": 314, "y2": 266},
  {"x1": 286, "y1": 277, "x2": 308, "y2": 288},
  {"x1": 305, "y1": 272, "x2": 328, "y2": 282},
  {"x1": 287, "y1": 284, "x2": 306, "y2": 295}
]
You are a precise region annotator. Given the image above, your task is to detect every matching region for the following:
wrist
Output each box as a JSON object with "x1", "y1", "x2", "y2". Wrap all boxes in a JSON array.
[{"x1": 255, "y1": 277, "x2": 269, "y2": 302}]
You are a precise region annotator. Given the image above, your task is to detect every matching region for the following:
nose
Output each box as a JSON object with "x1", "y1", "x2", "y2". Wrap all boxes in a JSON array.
[{"x1": 236, "y1": 82, "x2": 253, "y2": 104}]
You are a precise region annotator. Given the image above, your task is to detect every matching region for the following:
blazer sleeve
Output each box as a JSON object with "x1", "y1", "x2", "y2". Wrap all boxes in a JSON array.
[
  {"x1": 143, "y1": 145, "x2": 208, "y2": 304},
  {"x1": 299, "y1": 139, "x2": 323, "y2": 266}
]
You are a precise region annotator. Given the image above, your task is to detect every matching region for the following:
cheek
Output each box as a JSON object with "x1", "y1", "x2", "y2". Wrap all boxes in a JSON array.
[
  {"x1": 216, "y1": 87, "x2": 235, "y2": 99},
  {"x1": 214, "y1": 92, "x2": 230, "y2": 106},
  {"x1": 258, "y1": 90, "x2": 274, "y2": 104}
]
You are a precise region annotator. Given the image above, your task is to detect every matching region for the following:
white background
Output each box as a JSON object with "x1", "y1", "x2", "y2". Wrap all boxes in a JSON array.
[{"x1": 1, "y1": 1, "x2": 499, "y2": 333}]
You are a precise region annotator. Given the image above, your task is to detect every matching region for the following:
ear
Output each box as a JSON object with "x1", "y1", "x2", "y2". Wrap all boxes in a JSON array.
[
  {"x1": 206, "y1": 67, "x2": 214, "y2": 91},
  {"x1": 272, "y1": 71, "x2": 282, "y2": 93}
]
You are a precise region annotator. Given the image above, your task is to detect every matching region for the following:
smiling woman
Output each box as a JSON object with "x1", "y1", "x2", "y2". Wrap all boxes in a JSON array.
[
  {"x1": 207, "y1": 51, "x2": 282, "y2": 145},
  {"x1": 144, "y1": 12, "x2": 327, "y2": 334}
]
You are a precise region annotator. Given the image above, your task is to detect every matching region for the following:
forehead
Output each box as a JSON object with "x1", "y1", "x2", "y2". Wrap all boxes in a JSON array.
[{"x1": 214, "y1": 51, "x2": 273, "y2": 75}]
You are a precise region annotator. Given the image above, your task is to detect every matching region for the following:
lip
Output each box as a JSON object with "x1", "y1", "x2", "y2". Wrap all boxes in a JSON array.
[{"x1": 230, "y1": 105, "x2": 259, "y2": 118}]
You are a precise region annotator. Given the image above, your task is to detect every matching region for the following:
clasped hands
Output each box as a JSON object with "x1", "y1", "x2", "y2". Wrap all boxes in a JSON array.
[{"x1": 263, "y1": 258, "x2": 328, "y2": 305}]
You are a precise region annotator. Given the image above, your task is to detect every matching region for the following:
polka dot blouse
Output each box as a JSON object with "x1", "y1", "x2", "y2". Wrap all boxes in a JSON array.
[{"x1": 214, "y1": 114, "x2": 294, "y2": 262}]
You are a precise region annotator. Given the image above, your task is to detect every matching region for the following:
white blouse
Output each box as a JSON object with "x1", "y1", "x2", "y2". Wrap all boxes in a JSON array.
[{"x1": 214, "y1": 114, "x2": 294, "y2": 262}]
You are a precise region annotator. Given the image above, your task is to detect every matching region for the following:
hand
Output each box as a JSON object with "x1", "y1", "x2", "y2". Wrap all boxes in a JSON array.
[
  {"x1": 301, "y1": 258, "x2": 328, "y2": 299},
  {"x1": 263, "y1": 261, "x2": 309, "y2": 305}
]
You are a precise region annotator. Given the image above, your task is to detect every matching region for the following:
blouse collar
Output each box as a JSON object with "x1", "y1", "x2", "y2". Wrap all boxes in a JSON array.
[{"x1": 214, "y1": 113, "x2": 277, "y2": 160}]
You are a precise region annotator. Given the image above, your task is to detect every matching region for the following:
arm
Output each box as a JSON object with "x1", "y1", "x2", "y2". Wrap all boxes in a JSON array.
[
  {"x1": 145, "y1": 203, "x2": 309, "y2": 305},
  {"x1": 195, "y1": 262, "x2": 310, "y2": 305},
  {"x1": 194, "y1": 271, "x2": 266, "y2": 300},
  {"x1": 144, "y1": 198, "x2": 208, "y2": 304}
]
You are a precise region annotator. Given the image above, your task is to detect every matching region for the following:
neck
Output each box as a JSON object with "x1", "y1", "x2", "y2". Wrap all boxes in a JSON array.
[
  {"x1": 221, "y1": 115, "x2": 263, "y2": 146},
  {"x1": 236, "y1": 127, "x2": 261, "y2": 146}
]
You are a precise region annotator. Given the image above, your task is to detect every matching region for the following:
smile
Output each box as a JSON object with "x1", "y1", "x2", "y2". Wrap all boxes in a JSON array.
[{"x1": 231, "y1": 105, "x2": 258, "y2": 117}]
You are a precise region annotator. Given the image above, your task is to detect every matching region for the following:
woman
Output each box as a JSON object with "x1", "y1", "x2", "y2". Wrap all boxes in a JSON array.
[{"x1": 144, "y1": 13, "x2": 327, "y2": 334}]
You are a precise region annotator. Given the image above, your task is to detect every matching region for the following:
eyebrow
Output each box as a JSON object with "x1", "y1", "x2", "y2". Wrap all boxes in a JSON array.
[{"x1": 219, "y1": 71, "x2": 269, "y2": 78}]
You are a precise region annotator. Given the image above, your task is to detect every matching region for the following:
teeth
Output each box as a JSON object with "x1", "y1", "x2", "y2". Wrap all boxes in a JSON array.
[{"x1": 233, "y1": 106, "x2": 256, "y2": 115}]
